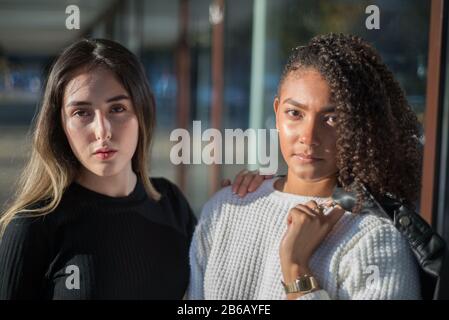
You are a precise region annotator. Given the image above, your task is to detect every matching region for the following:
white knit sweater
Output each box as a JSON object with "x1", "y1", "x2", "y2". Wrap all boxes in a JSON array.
[{"x1": 187, "y1": 178, "x2": 421, "y2": 300}]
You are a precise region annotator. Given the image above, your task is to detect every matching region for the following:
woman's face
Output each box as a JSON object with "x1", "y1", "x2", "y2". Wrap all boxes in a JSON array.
[
  {"x1": 61, "y1": 67, "x2": 139, "y2": 179},
  {"x1": 274, "y1": 68, "x2": 338, "y2": 181}
]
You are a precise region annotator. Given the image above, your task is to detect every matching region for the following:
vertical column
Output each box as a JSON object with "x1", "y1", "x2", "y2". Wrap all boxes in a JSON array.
[
  {"x1": 248, "y1": 0, "x2": 267, "y2": 171},
  {"x1": 421, "y1": 0, "x2": 446, "y2": 225},
  {"x1": 210, "y1": 0, "x2": 225, "y2": 193},
  {"x1": 176, "y1": 0, "x2": 191, "y2": 190},
  {"x1": 125, "y1": 0, "x2": 143, "y2": 55},
  {"x1": 435, "y1": 1, "x2": 449, "y2": 237}
]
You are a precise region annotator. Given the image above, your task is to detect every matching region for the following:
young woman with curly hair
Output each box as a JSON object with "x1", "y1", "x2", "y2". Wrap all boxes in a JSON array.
[{"x1": 187, "y1": 33, "x2": 422, "y2": 300}]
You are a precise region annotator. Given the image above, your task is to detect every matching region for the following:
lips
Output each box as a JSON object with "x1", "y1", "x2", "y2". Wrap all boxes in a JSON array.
[
  {"x1": 93, "y1": 148, "x2": 117, "y2": 160},
  {"x1": 292, "y1": 153, "x2": 322, "y2": 163}
]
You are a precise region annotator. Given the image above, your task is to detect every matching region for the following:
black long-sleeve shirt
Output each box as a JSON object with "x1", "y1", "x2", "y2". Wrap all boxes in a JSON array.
[{"x1": 0, "y1": 177, "x2": 197, "y2": 300}]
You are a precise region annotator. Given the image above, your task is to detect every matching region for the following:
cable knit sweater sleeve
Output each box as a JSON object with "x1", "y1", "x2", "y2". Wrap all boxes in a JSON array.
[{"x1": 297, "y1": 223, "x2": 421, "y2": 300}]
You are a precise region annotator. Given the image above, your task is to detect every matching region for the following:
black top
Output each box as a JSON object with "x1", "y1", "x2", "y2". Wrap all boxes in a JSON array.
[{"x1": 0, "y1": 177, "x2": 197, "y2": 300}]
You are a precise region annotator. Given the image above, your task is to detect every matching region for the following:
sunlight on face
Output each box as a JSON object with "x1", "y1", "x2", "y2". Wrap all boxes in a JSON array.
[
  {"x1": 61, "y1": 67, "x2": 139, "y2": 179},
  {"x1": 274, "y1": 68, "x2": 338, "y2": 181}
]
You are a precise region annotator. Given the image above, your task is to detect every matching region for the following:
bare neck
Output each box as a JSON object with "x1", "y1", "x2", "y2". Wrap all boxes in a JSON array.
[
  {"x1": 76, "y1": 167, "x2": 137, "y2": 198},
  {"x1": 275, "y1": 172, "x2": 337, "y2": 198}
]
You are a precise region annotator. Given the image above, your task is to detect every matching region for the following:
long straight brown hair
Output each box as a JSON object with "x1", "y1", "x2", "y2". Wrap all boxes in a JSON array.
[{"x1": 1, "y1": 38, "x2": 160, "y2": 236}]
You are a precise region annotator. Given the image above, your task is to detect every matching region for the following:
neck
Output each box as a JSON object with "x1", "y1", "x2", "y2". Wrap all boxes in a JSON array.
[
  {"x1": 276, "y1": 171, "x2": 337, "y2": 197},
  {"x1": 76, "y1": 166, "x2": 137, "y2": 197}
]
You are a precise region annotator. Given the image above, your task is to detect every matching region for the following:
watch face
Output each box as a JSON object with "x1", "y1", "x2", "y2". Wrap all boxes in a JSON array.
[
  {"x1": 282, "y1": 276, "x2": 317, "y2": 294},
  {"x1": 298, "y1": 277, "x2": 313, "y2": 291}
]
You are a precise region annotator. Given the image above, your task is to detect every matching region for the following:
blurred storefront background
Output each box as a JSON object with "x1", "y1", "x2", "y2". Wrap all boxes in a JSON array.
[{"x1": 0, "y1": 0, "x2": 447, "y2": 241}]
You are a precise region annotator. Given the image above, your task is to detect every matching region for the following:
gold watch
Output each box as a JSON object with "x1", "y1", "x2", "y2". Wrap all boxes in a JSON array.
[{"x1": 281, "y1": 274, "x2": 319, "y2": 294}]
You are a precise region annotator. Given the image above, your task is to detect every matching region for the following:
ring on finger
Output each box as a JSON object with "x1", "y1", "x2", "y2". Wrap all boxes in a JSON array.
[{"x1": 314, "y1": 205, "x2": 325, "y2": 214}]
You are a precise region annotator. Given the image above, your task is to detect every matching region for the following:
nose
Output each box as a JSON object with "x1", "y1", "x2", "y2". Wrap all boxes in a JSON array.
[
  {"x1": 94, "y1": 111, "x2": 112, "y2": 141},
  {"x1": 299, "y1": 118, "x2": 320, "y2": 147}
]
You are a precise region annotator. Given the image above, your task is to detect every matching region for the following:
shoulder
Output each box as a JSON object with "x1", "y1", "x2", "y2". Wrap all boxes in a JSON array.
[
  {"x1": 197, "y1": 179, "x2": 274, "y2": 229},
  {"x1": 201, "y1": 185, "x2": 234, "y2": 213},
  {"x1": 337, "y1": 212, "x2": 419, "y2": 294},
  {"x1": 5, "y1": 213, "x2": 47, "y2": 230},
  {"x1": 1, "y1": 213, "x2": 50, "y2": 250},
  {"x1": 203, "y1": 178, "x2": 278, "y2": 210},
  {"x1": 150, "y1": 177, "x2": 181, "y2": 196},
  {"x1": 0, "y1": 212, "x2": 54, "y2": 299},
  {"x1": 3, "y1": 199, "x2": 54, "y2": 234},
  {"x1": 336, "y1": 211, "x2": 409, "y2": 256},
  {"x1": 150, "y1": 177, "x2": 191, "y2": 210}
]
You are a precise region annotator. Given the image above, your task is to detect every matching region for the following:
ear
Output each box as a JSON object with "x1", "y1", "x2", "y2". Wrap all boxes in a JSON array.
[{"x1": 273, "y1": 96, "x2": 280, "y2": 131}]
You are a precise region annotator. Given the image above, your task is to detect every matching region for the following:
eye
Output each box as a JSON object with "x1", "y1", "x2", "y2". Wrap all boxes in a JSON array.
[
  {"x1": 286, "y1": 109, "x2": 304, "y2": 119},
  {"x1": 111, "y1": 105, "x2": 126, "y2": 113},
  {"x1": 325, "y1": 115, "x2": 337, "y2": 126},
  {"x1": 73, "y1": 110, "x2": 90, "y2": 117}
]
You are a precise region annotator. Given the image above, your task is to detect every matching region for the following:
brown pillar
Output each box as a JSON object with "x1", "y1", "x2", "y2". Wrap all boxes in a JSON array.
[
  {"x1": 176, "y1": 0, "x2": 191, "y2": 190},
  {"x1": 421, "y1": 0, "x2": 446, "y2": 225}
]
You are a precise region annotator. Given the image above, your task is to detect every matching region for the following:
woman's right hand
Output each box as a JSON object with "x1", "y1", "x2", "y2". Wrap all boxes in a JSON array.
[
  {"x1": 221, "y1": 169, "x2": 274, "y2": 197},
  {"x1": 279, "y1": 200, "x2": 344, "y2": 285}
]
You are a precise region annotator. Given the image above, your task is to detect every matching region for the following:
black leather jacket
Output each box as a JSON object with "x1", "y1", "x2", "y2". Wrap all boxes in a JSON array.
[{"x1": 332, "y1": 185, "x2": 448, "y2": 300}]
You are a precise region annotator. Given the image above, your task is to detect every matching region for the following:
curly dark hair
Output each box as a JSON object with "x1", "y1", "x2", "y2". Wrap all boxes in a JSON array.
[{"x1": 279, "y1": 33, "x2": 422, "y2": 212}]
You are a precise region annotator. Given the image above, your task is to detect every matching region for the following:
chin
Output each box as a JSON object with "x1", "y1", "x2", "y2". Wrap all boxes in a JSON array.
[{"x1": 89, "y1": 165, "x2": 123, "y2": 177}]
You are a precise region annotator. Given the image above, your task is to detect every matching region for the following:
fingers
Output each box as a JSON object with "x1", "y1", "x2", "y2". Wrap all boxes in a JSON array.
[
  {"x1": 287, "y1": 201, "x2": 339, "y2": 227},
  {"x1": 287, "y1": 213, "x2": 292, "y2": 225},
  {"x1": 291, "y1": 203, "x2": 344, "y2": 227},
  {"x1": 221, "y1": 179, "x2": 231, "y2": 188},
  {"x1": 295, "y1": 204, "x2": 322, "y2": 218},
  {"x1": 231, "y1": 169, "x2": 270, "y2": 197},
  {"x1": 248, "y1": 174, "x2": 265, "y2": 193},
  {"x1": 286, "y1": 206, "x2": 315, "y2": 227},
  {"x1": 236, "y1": 172, "x2": 257, "y2": 197},
  {"x1": 305, "y1": 200, "x2": 341, "y2": 216},
  {"x1": 304, "y1": 200, "x2": 318, "y2": 210},
  {"x1": 286, "y1": 208, "x2": 296, "y2": 226},
  {"x1": 304, "y1": 200, "x2": 324, "y2": 216},
  {"x1": 231, "y1": 169, "x2": 248, "y2": 194}
]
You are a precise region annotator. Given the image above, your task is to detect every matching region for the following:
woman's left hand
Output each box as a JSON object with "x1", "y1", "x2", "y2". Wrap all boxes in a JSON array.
[{"x1": 279, "y1": 200, "x2": 345, "y2": 285}]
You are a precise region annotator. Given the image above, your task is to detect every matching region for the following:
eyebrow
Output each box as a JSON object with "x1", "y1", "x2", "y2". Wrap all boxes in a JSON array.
[
  {"x1": 283, "y1": 98, "x2": 335, "y2": 113},
  {"x1": 65, "y1": 94, "x2": 130, "y2": 108}
]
